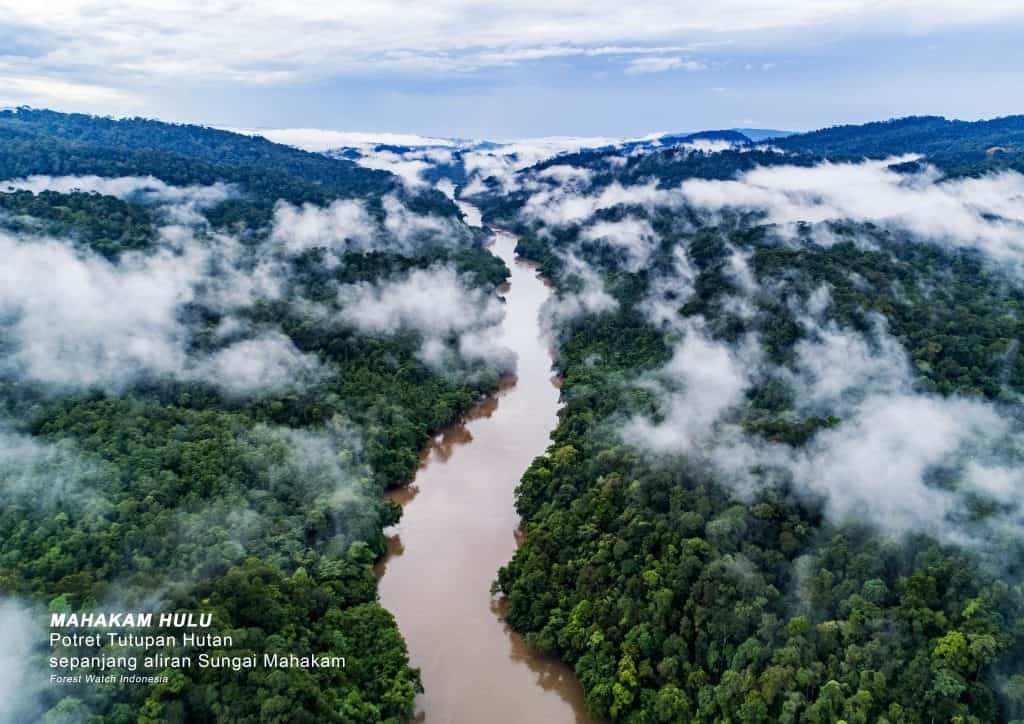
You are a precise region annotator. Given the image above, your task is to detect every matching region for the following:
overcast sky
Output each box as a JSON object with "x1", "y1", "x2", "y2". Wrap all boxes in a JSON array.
[{"x1": 1, "y1": 1, "x2": 1022, "y2": 139}]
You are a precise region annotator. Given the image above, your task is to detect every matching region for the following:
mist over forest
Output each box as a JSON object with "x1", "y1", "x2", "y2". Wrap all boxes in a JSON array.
[
  {"x1": 1, "y1": 108, "x2": 1023, "y2": 723},
  {"x1": 0, "y1": 108, "x2": 509, "y2": 723},
  {"x1": 468, "y1": 117, "x2": 1024, "y2": 723}
]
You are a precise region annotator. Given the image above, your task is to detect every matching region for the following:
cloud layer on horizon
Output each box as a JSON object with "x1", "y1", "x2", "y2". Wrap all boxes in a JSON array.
[{"x1": 2, "y1": 0, "x2": 1021, "y2": 128}]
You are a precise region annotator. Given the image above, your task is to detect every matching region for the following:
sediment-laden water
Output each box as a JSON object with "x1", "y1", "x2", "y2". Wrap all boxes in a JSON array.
[{"x1": 375, "y1": 230, "x2": 595, "y2": 723}]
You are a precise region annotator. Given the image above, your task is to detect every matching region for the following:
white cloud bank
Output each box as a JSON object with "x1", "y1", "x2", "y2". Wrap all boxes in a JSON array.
[
  {"x1": 1, "y1": 1, "x2": 1019, "y2": 88},
  {"x1": 3, "y1": 174, "x2": 236, "y2": 230},
  {"x1": 337, "y1": 265, "x2": 513, "y2": 370},
  {"x1": 679, "y1": 157, "x2": 1024, "y2": 265},
  {"x1": 519, "y1": 156, "x2": 1024, "y2": 270},
  {"x1": 0, "y1": 229, "x2": 322, "y2": 393},
  {"x1": 269, "y1": 194, "x2": 469, "y2": 255},
  {"x1": 626, "y1": 304, "x2": 1024, "y2": 550},
  {"x1": 0, "y1": 599, "x2": 46, "y2": 724},
  {"x1": 0, "y1": 174, "x2": 332, "y2": 394},
  {"x1": 0, "y1": 231, "x2": 201, "y2": 387},
  {"x1": 226, "y1": 127, "x2": 457, "y2": 153}
]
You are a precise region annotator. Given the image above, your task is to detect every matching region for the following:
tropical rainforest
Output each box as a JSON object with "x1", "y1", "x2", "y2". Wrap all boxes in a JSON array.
[
  {"x1": 0, "y1": 108, "x2": 507, "y2": 723},
  {"x1": 2, "y1": 108, "x2": 1024, "y2": 723},
  {"x1": 480, "y1": 115, "x2": 1024, "y2": 723}
]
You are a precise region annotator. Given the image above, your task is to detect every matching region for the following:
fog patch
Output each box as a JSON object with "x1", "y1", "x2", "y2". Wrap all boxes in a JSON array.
[
  {"x1": 198, "y1": 332, "x2": 322, "y2": 396},
  {"x1": 642, "y1": 245, "x2": 698, "y2": 329},
  {"x1": 460, "y1": 136, "x2": 626, "y2": 195},
  {"x1": 337, "y1": 265, "x2": 512, "y2": 370},
  {"x1": 679, "y1": 157, "x2": 1024, "y2": 265},
  {"x1": 536, "y1": 164, "x2": 595, "y2": 188},
  {"x1": 3, "y1": 174, "x2": 233, "y2": 208},
  {"x1": 625, "y1": 322, "x2": 753, "y2": 453},
  {"x1": 784, "y1": 394, "x2": 1011, "y2": 539},
  {"x1": 0, "y1": 430, "x2": 115, "y2": 510},
  {"x1": 627, "y1": 307, "x2": 1024, "y2": 550},
  {"x1": 683, "y1": 139, "x2": 740, "y2": 154},
  {"x1": 2, "y1": 174, "x2": 234, "y2": 229},
  {"x1": 0, "y1": 599, "x2": 48, "y2": 724},
  {"x1": 540, "y1": 252, "x2": 619, "y2": 334},
  {"x1": 0, "y1": 226, "x2": 306, "y2": 395},
  {"x1": 172, "y1": 420, "x2": 382, "y2": 561},
  {"x1": 579, "y1": 216, "x2": 658, "y2": 272},
  {"x1": 270, "y1": 198, "x2": 377, "y2": 254},
  {"x1": 522, "y1": 181, "x2": 674, "y2": 227},
  {"x1": 382, "y1": 194, "x2": 466, "y2": 246},
  {"x1": 353, "y1": 150, "x2": 433, "y2": 188},
  {"x1": 270, "y1": 194, "x2": 469, "y2": 255},
  {"x1": 0, "y1": 231, "x2": 200, "y2": 388}
]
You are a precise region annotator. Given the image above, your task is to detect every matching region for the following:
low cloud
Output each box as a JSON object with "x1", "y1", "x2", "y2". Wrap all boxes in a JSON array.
[
  {"x1": 461, "y1": 138, "x2": 620, "y2": 195},
  {"x1": 579, "y1": 216, "x2": 659, "y2": 271},
  {"x1": 679, "y1": 157, "x2": 1024, "y2": 265},
  {"x1": 540, "y1": 252, "x2": 619, "y2": 332},
  {"x1": 269, "y1": 194, "x2": 469, "y2": 255},
  {"x1": 624, "y1": 56, "x2": 705, "y2": 75},
  {"x1": 0, "y1": 200, "x2": 304, "y2": 395},
  {"x1": 347, "y1": 147, "x2": 457, "y2": 189},
  {"x1": 626, "y1": 286, "x2": 1024, "y2": 551},
  {"x1": 626, "y1": 322, "x2": 752, "y2": 453},
  {"x1": 352, "y1": 150, "x2": 434, "y2": 188},
  {"x1": 0, "y1": 231, "x2": 202, "y2": 388},
  {"x1": 225, "y1": 127, "x2": 456, "y2": 152},
  {"x1": 337, "y1": 265, "x2": 512, "y2": 370},
  {"x1": 270, "y1": 198, "x2": 377, "y2": 254},
  {"x1": 381, "y1": 194, "x2": 463, "y2": 245},
  {"x1": 3, "y1": 174, "x2": 234, "y2": 228},
  {"x1": 522, "y1": 181, "x2": 675, "y2": 226},
  {"x1": 642, "y1": 245, "x2": 699, "y2": 328},
  {"x1": 0, "y1": 429, "x2": 115, "y2": 509},
  {"x1": 3, "y1": 174, "x2": 233, "y2": 207},
  {"x1": 681, "y1": 138, "x2": 740, "y2": 153},
  {"x1": 0, "y1": 599, "x2": 47, "y2": 724},
  {"x1": 199, "y1": 332, "x2": 322, "y2": 396}
]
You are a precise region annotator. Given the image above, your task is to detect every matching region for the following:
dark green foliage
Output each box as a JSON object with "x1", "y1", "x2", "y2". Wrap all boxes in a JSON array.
[
  {"x1": 775, "y1": 115, "x2": 1024, "y2": 174},
  {"x1": 0, "y1": 110, "x2": 505, "y2": 723},
  {"x1": 0, "y1": 189, "x2": 156, "y2": 258},
  {"x1": 0, "y1": 108, "x2": 460, "y2": 230},
  {"x1": 495, "y1": 122, "x2": 1024, "y2": 723},
  {"x1": 147, "y1": 560, "x2": 422, "y2": 724},
  {"x1": 749, "y1": 233, "x2": 1024, "y2": 398},
  {"x1": 498, "y1": 295, "x2": 1024, "y2": 723}
]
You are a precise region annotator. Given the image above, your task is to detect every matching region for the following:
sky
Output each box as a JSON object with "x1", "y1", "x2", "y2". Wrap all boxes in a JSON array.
[{"x1": 0, "y1": 1, "x2": 1022, "y2": 141}]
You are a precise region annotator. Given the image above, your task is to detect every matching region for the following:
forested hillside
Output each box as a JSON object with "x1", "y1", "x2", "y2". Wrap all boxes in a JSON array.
[
  {"x1": 4, "y1": 107, "x2": 1024, "y2": 724},
  {"x1": 0, "y1": 108, "x2": 459, "y2": 232},
  {"x1": 473, "y1": 116, "x2": 1024, "y2": 723},
  {"x1": 773, "y1": 115, "x2": 1024, "y2": 174},
  {"x1": 0, "y1": 110, "x2": 508, "y2": 722}
]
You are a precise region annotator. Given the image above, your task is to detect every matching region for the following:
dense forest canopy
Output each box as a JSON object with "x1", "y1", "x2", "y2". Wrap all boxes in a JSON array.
[
  {"x1": 0, "y1": 108, "x2": 461, "y2": 234},
  {"x1": 461, "y1": 114, "x2": 1024, "y2": 723},
  {"x1": 0, "y1": 110, "x2": 509, "y2": 723}
]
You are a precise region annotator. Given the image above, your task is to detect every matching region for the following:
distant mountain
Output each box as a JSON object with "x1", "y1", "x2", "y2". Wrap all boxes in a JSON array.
[
  {"x1": 327, "y1": 129, "x2": 753, "y2": 168},
  {"x1": 612, "y1": 129, "x2": 751, "y2": 153},
  {"x1": 775, "y1": 114, "x2": 1024, "y2": 172},
  {"x1": 0, "y1": 107, "x2": 461, "y2": 225},
  {"x1": 730, "y1": 127, "x2": 795, "y2": 141}
]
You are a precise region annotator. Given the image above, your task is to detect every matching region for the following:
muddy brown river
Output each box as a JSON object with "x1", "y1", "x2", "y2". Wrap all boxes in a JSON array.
[{"x1": 375, "y1": 230, "x2": 596, "y2": 723}]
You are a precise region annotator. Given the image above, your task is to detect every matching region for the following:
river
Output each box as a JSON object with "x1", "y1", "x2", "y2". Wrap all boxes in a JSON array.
[{"x1": 374, "y1": 229, "x2": 596, "y2": 723}]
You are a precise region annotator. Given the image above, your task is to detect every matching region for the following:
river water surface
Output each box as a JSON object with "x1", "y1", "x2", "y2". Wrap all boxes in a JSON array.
[{"x1": 375, "y1": 230, "x2": 595, "y2": 723}]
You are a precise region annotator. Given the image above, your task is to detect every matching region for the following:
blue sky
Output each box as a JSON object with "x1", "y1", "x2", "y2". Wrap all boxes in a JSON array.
[{"x1": 1, "y1": 1, "x2": 1022, "y2": 140}]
